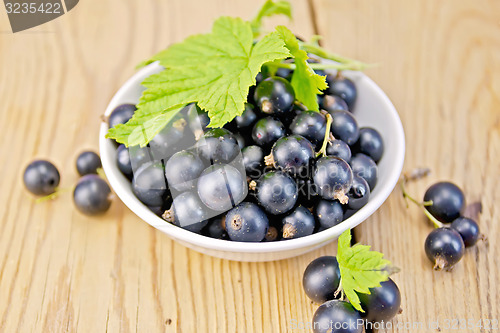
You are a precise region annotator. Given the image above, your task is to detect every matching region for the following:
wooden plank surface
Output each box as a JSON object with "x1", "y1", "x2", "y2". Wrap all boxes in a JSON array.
[{"x1": 0, "y1": 0, "x2": 499, "y2": 332}]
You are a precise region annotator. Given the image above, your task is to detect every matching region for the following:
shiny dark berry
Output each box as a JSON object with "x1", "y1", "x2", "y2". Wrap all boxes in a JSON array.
[
  {"x1": 149, "y1": 118, "x2": 188, "y2": 160},
  {"x1": 347, "y1": 175, "x2": 370, "y2": 210},
  {"x1": 108, "y1": 103, "x2": 136, "y2": 128},
  {"x1": 423, "y1": 182, "x2": 465, "y2": 223},
  {"x1": 73, "y1": 175, "x2": 112, "y2": 215},
  {"x1": 116, "y1": 145, "x2": 133, "y2": 179},
  {"x1": 242, "y1": 145, "x2": 264, "y2": 178},
  {"x1": 329, "y1": 110, "x2": 359, "y2": 145},
  {"x1": 303, "y1": 256, "x2": 341, "y2": 303},
  {"x1": 450, "y1": 217, "x2": 480, "y2": 247},
  {"x1": 350, "y1": 153, "x2": 378, "y2": 190},
  {"x1": 132, "y1": 162, "x2": 168, "y2": 207},
  {"x1": 357, "y1": 278, "x2": 401, "y2": 323},
  {"x1": 289, "y1": 111, "x2": 327, "y2": 145},
  {"x1": 165, "y1": 150, "x2": 204, "y2": 192},
  {"x1": 425, "y1": 227, "x2": 465, "y2": 270},
  {"x1": 23, "y1": 160, "x2": 60, "y2": 196},
  {"x1": 281, "y1": 205, "x2": 315, "y2": 239},
  {"x1": 76, "y1": 151, "x2": 101, "y2": 176},
  {"x1": 270, "y1": 135, "x2": 314, "y2": 176},
  {"x1": 203, "y1": 216, "x2": 228, "y2": 240},
  {"x1": 234, "y1": 103, "x2": 258, "y2": 131},
  {"x1": 197, "y1": 164, "x2": 247, "y2": 211},
  {"x1": 251, "y1": 117, "x2": 286, "y2": 148},
  {"x1": 322, "y1": 94, "x2": 349, "y2": 112},
  {"x1": 326, "y1": 139, "x2": 352, "y2": 163},
  {"x1": 313, "y1": 156, "x2": 353, "y2": 203},
  {"x1": 256, "y1": 171, "x2": 298, "y2": 215},
  {"x1": 225, "y1": 202, "x2": 269, "y2": 242},
  {"x1": 315, "y1": 199, "x2": 344, "y2": 229},
  {"x1": 254, "y1": 76, "x2": 295, "y2": 115},
  {"x1": 312, "y1": 300, "x2": 363, "y2": 333},
  {"x1": 163, "y1": 191, "x2": 208, "y2": 233},
  {"x1": 326, "y1": 75, "x2": 357, "y2": 110},
  {"x1": 355, "y1": 127, "x2": 384, "y2": 162},
  {"x1": 196, "y1": 128, "x2": 240, "y2": 164}
]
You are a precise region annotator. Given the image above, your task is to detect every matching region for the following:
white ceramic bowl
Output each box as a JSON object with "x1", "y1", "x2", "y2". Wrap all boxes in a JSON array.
[{"x1": 99, "y1": 62, "x2": 405, "y2": 262}]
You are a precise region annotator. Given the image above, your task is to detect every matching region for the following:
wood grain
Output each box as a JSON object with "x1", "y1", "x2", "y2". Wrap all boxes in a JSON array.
[{"x1": 0, "y1": 0, "x2": 499, "y2": 332}]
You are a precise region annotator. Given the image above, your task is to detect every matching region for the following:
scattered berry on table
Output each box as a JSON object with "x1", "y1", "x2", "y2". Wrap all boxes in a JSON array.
[
  {"x1": 302, "y1": 256, "x2": 341, "y2": 303},
  {"x1": 73, "y1": 175, "x2": 112, "y2": 215},
  {"x1": 425, "y1": 227, "x2": 465, "y2": 270},
  {"x1": 23, "y1": 160, "x2": 60, "y2": 196},
  {"x1": 312, "y1": 300, "x2": 363, "y2": 333},
  {"x1": 450, "y1": 216, "x2": 480, "y2": 247},
  {"x1": 76, "y1": 151, "x2": 102, "y2": 176},
  {"x1": 423, "y1": 181, "x2": 465, "y2": 223},
  {"x1": 357, "y1": 278, "x2": 401, "y2": 323}
]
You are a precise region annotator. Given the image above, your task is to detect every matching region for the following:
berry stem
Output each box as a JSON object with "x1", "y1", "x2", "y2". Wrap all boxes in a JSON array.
[
  {"x1": 316, "y1": 113, "x2": 333, "y2": 158},
  {"x1": 34, "y1": 187, "x2": 73, "y2": 203},
  {"x1": 298, "y1": 41, "x2": 373, "y2": 71},
  {"x1": 400, "y1": 179, "x2": 443, "y2": 228}
]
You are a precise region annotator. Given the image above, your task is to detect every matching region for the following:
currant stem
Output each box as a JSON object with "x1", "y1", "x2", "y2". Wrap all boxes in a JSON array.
[
  {"x1": 316, "y1": 113, "x2": 333, "y2": 158},
  {"x1": 34, "y1": 187, "x2": 73, "y2": 203},
  {"x1": 400, "y1": 179, "x2": 443, "y2": 228}
]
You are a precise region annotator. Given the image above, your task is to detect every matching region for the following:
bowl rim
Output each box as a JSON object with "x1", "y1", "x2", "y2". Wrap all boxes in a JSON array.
[{"x1": 99, "y1": 62, "x2": 405, "y2": 253}]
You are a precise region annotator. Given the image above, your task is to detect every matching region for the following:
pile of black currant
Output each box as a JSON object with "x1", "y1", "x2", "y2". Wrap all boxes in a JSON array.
[
  {"x1": 401, "y1": 171, "x2": 484, "y2": 270},
  {"x1": 109, "y1": 69, "x2": 384, "y2": 242},
  {"x1": 23, "y1": 151, "x2": 112, "y2": 216},
  {"x1": 303, "y1": 256, "x2": 401, "y2": 333}
]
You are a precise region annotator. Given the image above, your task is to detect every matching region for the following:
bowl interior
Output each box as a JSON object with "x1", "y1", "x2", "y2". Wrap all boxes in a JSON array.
[{"x1": 99, "y1": 63, "x2": 405, "y2": 255}]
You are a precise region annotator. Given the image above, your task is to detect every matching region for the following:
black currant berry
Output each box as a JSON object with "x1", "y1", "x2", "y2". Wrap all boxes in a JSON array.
[
  {"x1": 196, "y1": 128, "x2": 240, "y2": 164},
  {"x1": 425, "y1": 227, "x2": 465, "y2": 270},
  {"x1": 303, "y1": 256, "x2": 341, "y2": 303},
  {"x1": 233, "y1": 103, "x2": 258, "y2": 131},
  {"x1": 423, "y1": 182, "x2": 465, "y2": 223},
  {"x1": 251, "y1": 117, "x2": 286, "y2": 148},
  {"x1": 108, "y1": 104, "x2": 136, "y2": 129},
  {"x1": 281, "y1": 205, "x2": 315, "y2": 239},
  {"x1": 289, "y1": 111, "x2": 327, "y2": 145},
  {"x1": 315, "y1": 200, "x2": 344, "y2": 229},
  {"x1": 165, "y1": 150, "x2": 204, "y2": 192},
  {"x1": 322, "y1": 94, "x2": 349, "y2": 112},
  {"x1": 23, "y1": 160, "x2": 60, "y2": 196},
  {"x1": 350, "y1": 153, "x2": 378, "y2": 190},
  {"x1": 312, "y1": 300, "x2": 363, "y2": 333},
  {"x1": 132, "y1": 162, "x2": 168, "y2": 207},
  {"x1": 326, "y1": 139, "x2": 352, "y2": 163},
  {"x1": 149, "y1": 117, "x2": 188, "y2": 160},
  {"x1": 357, "y1": 278, "x2": 401, "y2": 323},
  {"x1": 203, "y1": 216, "x2": 228, "y2": 240},
  {"x1": 163, "y1": 191, "x2": 208, "y2": 233},
  {"x1": 116, "y1": 145, "x2": 133, "y2": 179},
  {"x1": 225, "y1": 202, "x2": 269, "y2": 242},
  {"x1": 354, "y1": 127, "x2": 384, "y2": 163},
  {"x1": 76, "y1": 151, "x2": 101, "y2": 176},
  {"x1": 73, "y1": 175, "x2": 112, "y2": 215},
  {"x1": 242, "y1": 145, "x2": 264, "y2": 178},
  {"x1": 347, "y1": 175, "x2": 370, "y2": 210},
  {"x1": 313, "y1": 156, "x2": 353, "y2": 204},
  {"x1": 269, "y1": 135, "x2": 314, "y2": 176},
  {"x1": 187, "y1": 103, "x2": 210, "y2": 139},
  {"x1": 197, "y1": 164, "x2": 246, "y2": 211},
  {"x1": 256, "y1": 171, "x2": 298, "y2": 215},
  {"x1": 450, "y1": 217, "x2": 480, "y2": 247},
  {"x1": 254, "y1": 76, "x2": 295, "y2": 115},
  {"x1": 326, "y1": 75, "x2": 357, "y2": 110},
  {"x1": 329, "y1": 110, "x2": 359, "y2": 145}
]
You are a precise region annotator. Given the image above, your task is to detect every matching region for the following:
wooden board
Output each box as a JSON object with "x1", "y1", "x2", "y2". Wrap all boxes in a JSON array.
[{"x1": 0, "y1": 0, "x2": 498, "y2": 332}]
